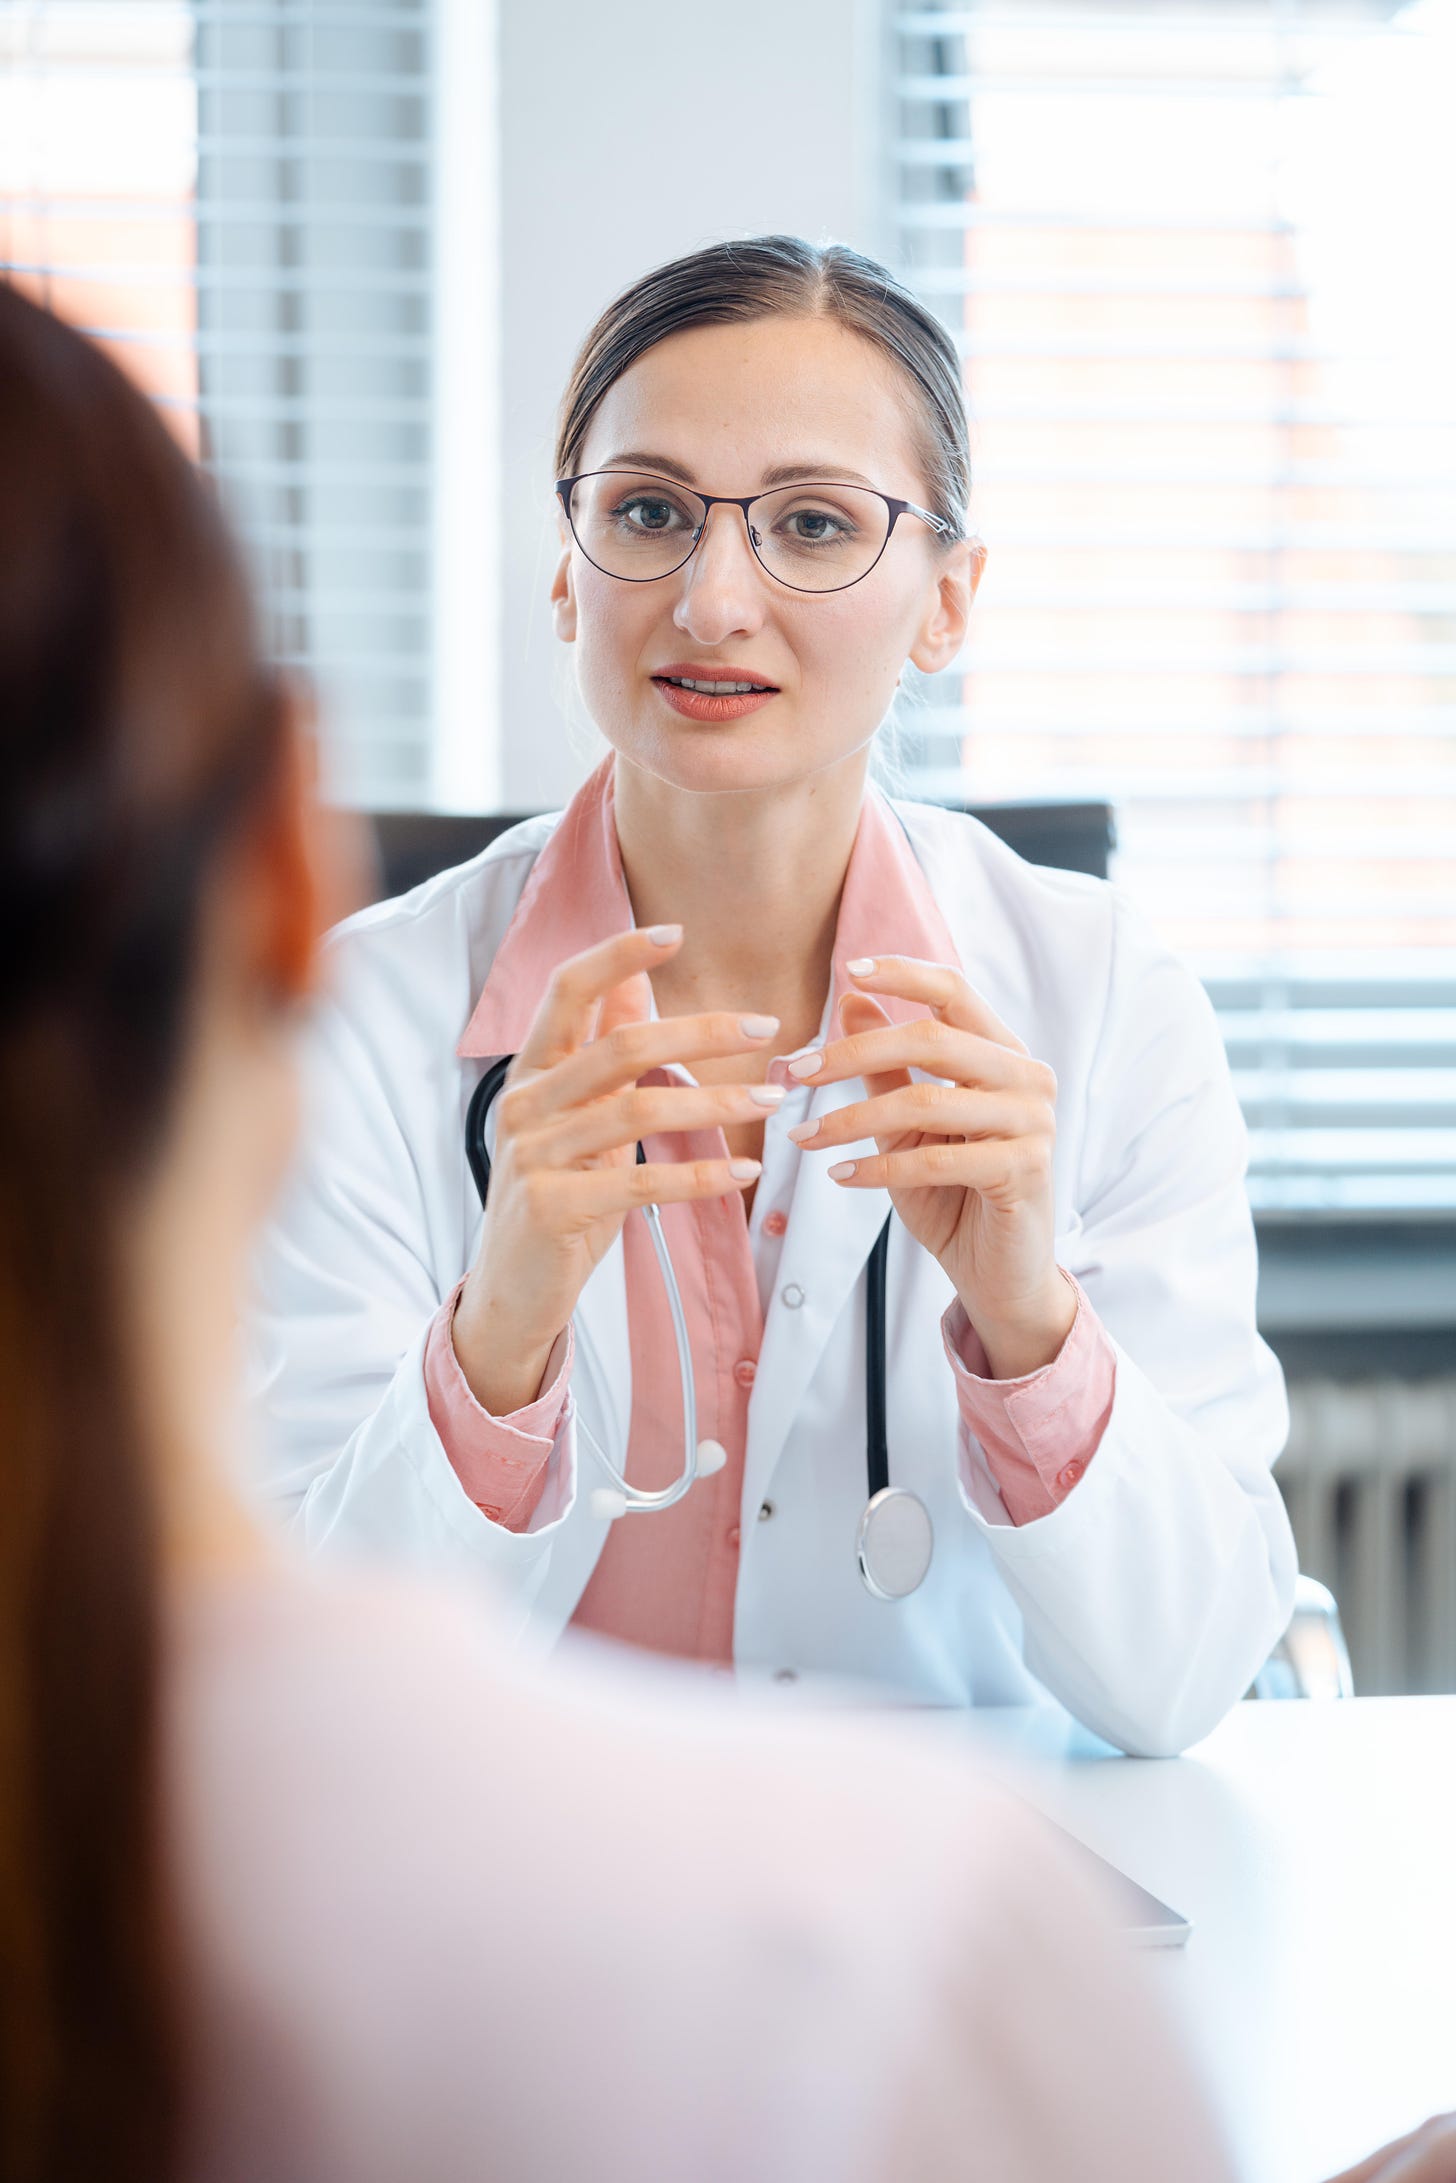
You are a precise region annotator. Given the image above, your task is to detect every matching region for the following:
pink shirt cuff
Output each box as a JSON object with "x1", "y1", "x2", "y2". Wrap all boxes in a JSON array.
[
  {"x1": 940, "y1": 1270, "x2": 1116, "y2": 1526},
  {"x1": 423, "y1": 1282, "x2": 572, "y2": 1530}
]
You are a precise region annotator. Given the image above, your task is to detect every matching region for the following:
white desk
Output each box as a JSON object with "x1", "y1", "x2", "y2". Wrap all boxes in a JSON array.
[{"x1": 963, "y1": 1698, "x2": 1456, "y2": 2183}]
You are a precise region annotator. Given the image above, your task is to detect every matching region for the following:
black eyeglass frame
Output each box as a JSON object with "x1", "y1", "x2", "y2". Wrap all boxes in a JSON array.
[{"x1": 554, "y1": 469, "x2": 955, "y2": 595}]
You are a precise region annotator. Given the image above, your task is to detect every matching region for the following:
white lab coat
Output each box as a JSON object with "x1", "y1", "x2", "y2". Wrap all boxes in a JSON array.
[{"x1": 248, "y1": 796, "x2": 1296, "y2": 1757}]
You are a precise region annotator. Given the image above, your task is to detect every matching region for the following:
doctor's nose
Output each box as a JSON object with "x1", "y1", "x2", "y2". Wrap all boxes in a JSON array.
[{"x1": 672, "y1": 504, "x2": 770, "y2": 647}]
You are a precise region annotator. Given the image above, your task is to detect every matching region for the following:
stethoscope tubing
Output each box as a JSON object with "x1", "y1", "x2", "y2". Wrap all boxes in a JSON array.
[
  {"x1": 464, "y1": 1057, "x2": 931, "y2": 1595},
  {"x1": 464, "y1": 1058, "x2": 712, "y2": 1515}
]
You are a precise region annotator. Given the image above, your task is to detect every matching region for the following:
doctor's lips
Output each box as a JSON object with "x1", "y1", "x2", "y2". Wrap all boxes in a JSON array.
[{"x1": 650, "y1": 660, "x2": 780, "y2": 722}]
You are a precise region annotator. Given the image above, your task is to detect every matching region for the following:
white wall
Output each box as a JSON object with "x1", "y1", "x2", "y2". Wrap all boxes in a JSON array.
[{"x1": 494, "y1": 0, "x2": 891, "y2": 810}]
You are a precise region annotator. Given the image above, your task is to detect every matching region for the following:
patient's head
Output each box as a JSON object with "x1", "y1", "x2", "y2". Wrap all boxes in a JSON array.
[{"x1": 0, "y1": 282, "x2": 318, "y2": 2180}]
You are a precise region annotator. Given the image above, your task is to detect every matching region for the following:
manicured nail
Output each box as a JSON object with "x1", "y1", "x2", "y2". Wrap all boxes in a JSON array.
[
  {"x1": 786, "y1": 1049, "x2": 824, "y2": 1080},
  {"x1": 647, "y1": 923, "x2": 682, "y2": 946},
  {"x1": 846, "y1": 957, "x2": 876, "y2": 977},
  {"x1": 747, "y1": 1084, "x2": 786, "y2": 1107},
  {"x1": 740, "y1": 1014, "x2": 779, "y2": 1040},
  {"x1": 729, "y1": 1158, "x2": 762, "y2": 1182},
  {"x1": 828, "y1": 1161, "x2": 858, "y2": 1181},
  {"x1": 786, "y1": 1118, "x2": 820, "y2": 1144}
]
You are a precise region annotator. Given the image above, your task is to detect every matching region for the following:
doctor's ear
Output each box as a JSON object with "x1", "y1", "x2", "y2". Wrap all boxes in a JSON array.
[
  {"x1": 908, "y1": 536, "x2": 985, "y2": 678},
  {"x1": 550, "y1": 539, "x2": 578, "y2": 644}
]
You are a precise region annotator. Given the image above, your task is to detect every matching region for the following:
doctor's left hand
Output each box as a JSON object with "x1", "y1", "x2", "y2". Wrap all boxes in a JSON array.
[{"x1": 786, "y1": 958, "x2": 1074, "y2": 1381}]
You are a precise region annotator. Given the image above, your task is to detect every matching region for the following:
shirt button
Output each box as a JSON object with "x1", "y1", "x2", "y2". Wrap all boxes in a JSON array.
[
  {"x1": 1056, "y1": 1458, "x2": 1086, "y2": 1492},
  {"x1": 757, "y1": 1500, "x2": 775, "y2": 1521},
  {"x1": 727, "y1": 1524, "x2": 741, "y2": 1547},
  {"x1": 781, "y1": 1283, "x2": 806, "y2": 1310},
  {"x1": 733, "y1": 1358, "x2": 757, "y2": 1389},
  {"x1": 763, "y1": 1209, "x2": 788, "y2": 1237}
]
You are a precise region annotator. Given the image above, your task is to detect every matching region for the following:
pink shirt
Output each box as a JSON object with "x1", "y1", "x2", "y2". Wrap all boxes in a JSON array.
[
  {"x1": 171, "y1": 1561, "x2": 1235, "y2": 2183},
  {"x1": 427, "y1": 762, "x2": 1117, "y2": 1660}
]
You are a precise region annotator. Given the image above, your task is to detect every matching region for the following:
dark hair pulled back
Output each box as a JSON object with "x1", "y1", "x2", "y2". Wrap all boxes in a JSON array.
[
  {"x1": 0, "y1": 280, "x2": 286, "y2": 2183},
  {"x1": 555, "y1": 234, "x2": 971, "y2": 539}
]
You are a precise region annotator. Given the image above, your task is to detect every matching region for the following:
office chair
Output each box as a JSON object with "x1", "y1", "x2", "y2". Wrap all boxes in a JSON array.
[
  {"x1": 369, "y1": 798, "x2": 1119, "y2": 902},
  {"x1": 1253, "y1": 1576, "x2": 1355, "y2": 1701}
]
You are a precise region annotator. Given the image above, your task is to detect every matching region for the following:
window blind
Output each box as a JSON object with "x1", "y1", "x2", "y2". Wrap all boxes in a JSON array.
[
  {"x1": 891, "y1": 0, "x2": 1456, "y2": 1216},
  {"x1": 1, "y1": 0, "x2": 439, "y2": 809}
]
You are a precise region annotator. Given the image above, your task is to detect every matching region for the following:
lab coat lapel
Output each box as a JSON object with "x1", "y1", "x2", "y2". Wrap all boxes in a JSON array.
[{"x1": 742, "y1": 1075, "x2": 892, "y2": 1523}]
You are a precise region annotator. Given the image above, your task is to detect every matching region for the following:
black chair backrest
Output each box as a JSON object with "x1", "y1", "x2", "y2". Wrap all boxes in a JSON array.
[{"x1": 369, "y1": 799, "x2": 1115, "y2": 906}]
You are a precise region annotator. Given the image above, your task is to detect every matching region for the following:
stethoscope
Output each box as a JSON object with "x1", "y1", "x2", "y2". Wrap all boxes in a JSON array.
[{"x1": 464, "y1": 1056, "x2": 935, "y2": 1600}]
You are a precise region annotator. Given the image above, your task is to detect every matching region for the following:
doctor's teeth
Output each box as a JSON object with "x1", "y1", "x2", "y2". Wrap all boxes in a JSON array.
[{"x1": 668, "y1": 677, "x2": 768, "y2": 694}]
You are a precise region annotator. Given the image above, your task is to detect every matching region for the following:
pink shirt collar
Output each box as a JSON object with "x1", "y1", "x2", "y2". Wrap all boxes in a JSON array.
[{"x1": 457, "y1": 758, "x2": 962, "y2": 1059}]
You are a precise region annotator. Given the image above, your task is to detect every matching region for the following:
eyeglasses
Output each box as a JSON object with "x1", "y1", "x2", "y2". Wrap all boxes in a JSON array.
[{"x1": 555, "y1": 469, "x2": 953, "y2": 595}]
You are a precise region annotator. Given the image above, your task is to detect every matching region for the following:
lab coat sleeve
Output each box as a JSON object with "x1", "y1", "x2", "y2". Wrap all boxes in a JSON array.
[
  {"x1": 245, "y1": 989, "x2": 579, "y2": 1638},
  {"x1": 953, "y1": 888, "x2": 1297, "y2": 1758}
]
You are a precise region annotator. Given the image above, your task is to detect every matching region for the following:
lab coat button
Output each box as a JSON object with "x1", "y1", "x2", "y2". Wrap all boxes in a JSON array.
[
  {"x1": 763, "y1": 1209, "x2": 788, "y2": 1237},
  {"x1": 1057, "y1": 1457, "x2": 1086, "y2": 1491},
  {"x1": 772, "y1": 1668, "x2": 797, "y2": 1684},
  {"x1": 757, "y1": 1500, "x2": 774, "y2": 1521},
  {"x1": 733, "y1": 1358, "x2": 757, "y2": 1389},
  {"x1": 781, "y1": 1283, "x2": 805, "y2": 1310}
]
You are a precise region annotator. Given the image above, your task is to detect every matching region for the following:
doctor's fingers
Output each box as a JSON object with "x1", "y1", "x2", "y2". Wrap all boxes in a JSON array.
[
  {"x1": 501, "y1": 1010, "x2": 780, "y2": 1129},
  {"x1": 844, "y1": 955, "x2": 1029, "y2": 1054},
  {"x1": 791, "y1": 1018, "x2": 1054, "y2": 1101},
  {"x1": 515, "y1": 926, "x2": 684, "y2": 1070},
  {"x1": 823, "y1": 1135, "x2": 1050, "y2": 1195},
  {"x1": 788, "y1": 1082, "x2": 1043, "y2": 1155},
  {"x1": 525, "y1": 1081, "x2": 787, "y2": 1169},
  {"x1": 528, "y1": 1155, "x2": 761, "y2": 1222}
]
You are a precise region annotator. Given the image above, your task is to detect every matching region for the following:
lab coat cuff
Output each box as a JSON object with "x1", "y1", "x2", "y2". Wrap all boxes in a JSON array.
[{"x1": 941, "y1": 1271, "x2": 1117, "y2": 1526}]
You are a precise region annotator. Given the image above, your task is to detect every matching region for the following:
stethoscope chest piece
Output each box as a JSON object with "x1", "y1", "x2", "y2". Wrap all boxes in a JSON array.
[{"x1": 856, "y1": 1487, "x2": 933, "y2": 1601}]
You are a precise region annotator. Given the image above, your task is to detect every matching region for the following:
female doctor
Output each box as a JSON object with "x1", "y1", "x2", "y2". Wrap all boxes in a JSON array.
[{"x1": 251, "y1": 234, "x2": 1296, "y2": 1757}]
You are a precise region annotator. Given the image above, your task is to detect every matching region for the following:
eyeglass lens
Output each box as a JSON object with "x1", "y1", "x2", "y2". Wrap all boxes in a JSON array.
[{"x1": 565, "y1": 471, "x2": 893, "y2": 592}]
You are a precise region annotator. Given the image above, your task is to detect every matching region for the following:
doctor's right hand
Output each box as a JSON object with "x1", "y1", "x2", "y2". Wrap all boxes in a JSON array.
[{"x1": 453, "y1": 926, "x2": 778, "y2": 1417}]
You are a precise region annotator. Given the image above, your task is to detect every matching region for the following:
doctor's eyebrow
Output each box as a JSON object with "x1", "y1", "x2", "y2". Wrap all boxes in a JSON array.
[{"x1": 592, "y1": 450, "x2": 879, "y2": 491}]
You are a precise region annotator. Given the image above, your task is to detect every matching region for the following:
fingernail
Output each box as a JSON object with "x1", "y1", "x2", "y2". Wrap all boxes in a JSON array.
[
  {"x1": 747, "y1": 1084, "x2": 786, "y2": 1107},
  {"x1": 786, "y1": 1050, "x2": 824, "y2": 1080},
  {"x1": 729, "y1": 1158, "x2": 762, "y2": 1182},
  {"x1": 647, "y1": 923, "x2": 682, "y2": 946},
  {"x1": 846, "y1": 957, "x2": 876, "y2": 977},
  {"x1": 786, "y1": 1118, "x2": 820, "y2": 1144},
  {"x1": 828, "y1": 1161, "x2": 857, "y2": 1181},
  {"x1": 740, "y1": 1014, "x2": 779, "y2": 1040}
]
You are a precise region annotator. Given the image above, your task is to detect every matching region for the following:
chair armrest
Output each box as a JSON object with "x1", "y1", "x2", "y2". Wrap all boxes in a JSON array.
[{"x1": 1252, "y1": 1574, "x2": 1355, "y2": 1700}]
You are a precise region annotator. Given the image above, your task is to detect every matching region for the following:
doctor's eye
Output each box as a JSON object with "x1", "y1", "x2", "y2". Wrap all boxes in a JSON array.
[
  {"x1": 755, "y1": 486, "x2": 882, "y2": 578},
  {"x1": 777, "y1": 503, "x2": 858, "y2": 546},
  {"x1": 611, "y1": 491, "x2": 696, "y2": 536},
  {"x1": 615, "y1": 495, "x2": 685, "y2": 532}
]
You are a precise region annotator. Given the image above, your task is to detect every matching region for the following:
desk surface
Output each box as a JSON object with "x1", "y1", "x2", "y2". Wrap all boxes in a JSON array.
[{"x1": 959, "y1": 1698, "x2": 1456, "y2": 2183}]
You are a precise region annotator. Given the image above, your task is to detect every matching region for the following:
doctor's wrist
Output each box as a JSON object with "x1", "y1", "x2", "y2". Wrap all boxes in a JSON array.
[
  {"x1": 963, "y1": 1271, "x2": 1079, "y2": 1382},
  {"x1": 451, "y1": 1279, "x2": 563, "y2": 1418}
]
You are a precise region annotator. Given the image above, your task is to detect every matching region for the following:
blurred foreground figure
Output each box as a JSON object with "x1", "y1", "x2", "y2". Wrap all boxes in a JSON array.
[{"x1": 0, "y1": 281, "x2": 1433, "y2": 2183}]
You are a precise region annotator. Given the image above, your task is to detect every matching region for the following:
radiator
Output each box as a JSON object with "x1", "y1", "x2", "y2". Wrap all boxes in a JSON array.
[{"x1": 1278, "y1": 1379, "x2": 1456, "y2": 1696}]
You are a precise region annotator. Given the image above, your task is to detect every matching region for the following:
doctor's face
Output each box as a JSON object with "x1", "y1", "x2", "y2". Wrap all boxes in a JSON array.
[{"x1": 551, "y1": 314, "x2": 977, "y2": 799}]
